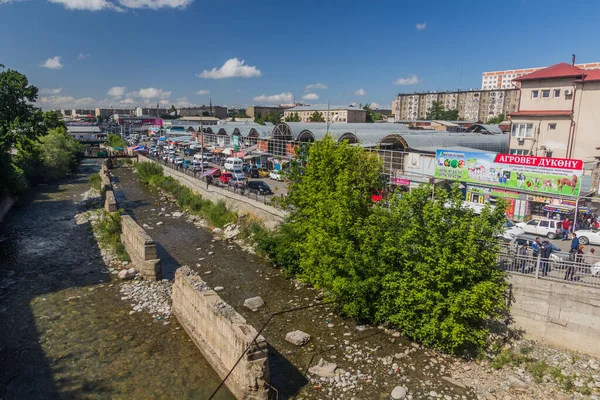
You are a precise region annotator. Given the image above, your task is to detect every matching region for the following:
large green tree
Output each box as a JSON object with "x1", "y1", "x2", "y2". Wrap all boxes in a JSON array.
[
  {"x1": 308, "y1": 111, "x2": 325, "y2": 122},
  {"x1": 426, "y1": 100, "x2": 459, "y2": 121},
  {"x1": 255, "y1": 112, "x2": 282, "y2": 125},
  {"x1": 487, "y1": 114, "x2": 505, "y2": 124},
  {"x1": 258, "y1": 136, "x2": 508, "y2": 354},
  {"x1": 284, "y1": 112, "x2": 301, "y2": 122}
]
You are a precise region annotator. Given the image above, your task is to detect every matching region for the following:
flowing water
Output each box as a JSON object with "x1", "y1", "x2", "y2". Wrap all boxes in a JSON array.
[{"x1": 0, "y1": 159, "x2": 233, "y2": 400}]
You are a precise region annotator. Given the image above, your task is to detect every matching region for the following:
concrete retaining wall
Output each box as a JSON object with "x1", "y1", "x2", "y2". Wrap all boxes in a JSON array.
[
  {"x1": 104, "y1": 190, "x2": 117, "y2": 212},
  {"x1": 138, "y1": 155, "x2": 286, "y2": 229},
  {"x1": 120, "y1": 215, "x2": 161, "y2": 280},
  {"x1": 509, "y1": 274, "x2": 600, "y2": 357},
  {"x1": 0, "y1": 196, "x2": 17, "y2": 223},
  {"x1": 172, "y1": 266, "x2": 269, "y2": 400}
]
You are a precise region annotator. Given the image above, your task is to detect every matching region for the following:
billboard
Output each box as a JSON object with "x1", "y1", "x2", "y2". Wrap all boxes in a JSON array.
[
  {"x1": 435, "y1": 150, "x2": 583, "y2": 196},
  {"x1": 118, "y1": 118, "x2": 162, "y2": 125}
]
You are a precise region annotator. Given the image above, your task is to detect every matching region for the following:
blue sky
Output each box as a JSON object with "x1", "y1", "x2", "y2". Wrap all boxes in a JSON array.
[{"x1": 1, "y1": 0, "x2": 600, "y2": 111}]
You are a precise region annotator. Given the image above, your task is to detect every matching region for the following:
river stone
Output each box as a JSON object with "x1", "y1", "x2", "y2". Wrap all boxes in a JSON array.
[
  {"x1": 223, "y1": 224, "x2": 240, "y2": 240},
  {"x1": 118, "y1": 268, "x2": 136, "y2": 280},
  {"x1": 244, "y1": 296, "x2": 265, "y2": 310},
  {"x1": 285, "y1": 330, "x2": 311, "y2": 346},
  {"x1": 441, "y1": 376, "x2": 466, "y2": 389},
  {"x1": 508, "y1": 376, "x2": 529, "y2": 391},
  {"x1": 212, "y1": 228, "x2": 223, "y2": 235},
  {"x1": 172, "y1": 211, "x2": 183, "y2": 218},
  {"x1": 308, "y1": 358, "x2": 337, "y2": 377},
  {"x1": 214, "y1": 286, "x2": 224, "y2": 292},
  {"x1": 391, "y1": 386, "x2": 407, "y2": 399}
]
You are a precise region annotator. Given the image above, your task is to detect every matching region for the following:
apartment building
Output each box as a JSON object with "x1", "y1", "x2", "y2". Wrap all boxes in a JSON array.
[
  {"x1": 178, "y1": 106, "x2": 227, "y2": 119},
  {"x1": 246, "y1": 106, "x2": 284, "y2": 118},
  {"x1": 135, "y1": 107, "x2": 167, "y2": 117},
  {"x1": 284, "y1": 105, "x2": 366, "y2": 123},
  {"x1": 508, "y1": 62, "x2": 600, "y2": 161},
  {"x1": 95, "y1": 108, "x2": 135, "y2": 118},
  {"x1": 393, "y1": 89, "x2": 519, "y2": 123},
  {"x1": 482, "y1": 61, "x2": 600, "y2": 89}
]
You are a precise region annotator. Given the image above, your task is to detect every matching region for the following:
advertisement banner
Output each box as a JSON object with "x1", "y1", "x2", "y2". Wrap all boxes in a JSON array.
[{"x1": 435, "y1": 150, "x2": 583, "y2": 196}]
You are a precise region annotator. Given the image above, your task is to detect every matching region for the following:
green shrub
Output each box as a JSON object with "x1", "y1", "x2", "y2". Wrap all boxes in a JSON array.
[
  {"x1": 93, "y1": 210, "x2": 130, "y2": 262},
  {"x1": 88, "y1": 174, "x2": 101, "y2": 192},
  {"x1": 135, "y1": 162, "x2": 164, "y2": 184}
]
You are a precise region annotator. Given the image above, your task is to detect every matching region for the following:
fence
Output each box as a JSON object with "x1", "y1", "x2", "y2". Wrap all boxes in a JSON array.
[
  {"x1": 498, "y1": 243, "x2": 600, "y2": 289},
  {"x1": 147, "y1": 154, "x2": 281, "y2": 208}
]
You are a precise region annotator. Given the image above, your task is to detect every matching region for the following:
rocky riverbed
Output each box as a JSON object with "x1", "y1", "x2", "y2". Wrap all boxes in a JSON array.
[{"x1": 113, "y1": 165, "x2": 600, "y2": 400}]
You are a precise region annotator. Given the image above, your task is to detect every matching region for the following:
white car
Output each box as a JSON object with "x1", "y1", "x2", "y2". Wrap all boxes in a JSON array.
[
  {"x1": 269, "y1": 170, "x2": 283, "y2": 181},
  {"x1": 174, "y1": 157, "x2": 184, "y2": 165},
  {"x1": 501, "y1": 217, "x2": 525, "y2": 240},
  {"x1": 574, "y1": 230, "x2": 600, "y2": 245},
  {"x1": 516, "y1": 218, "x2": 561, "y2": 239}
]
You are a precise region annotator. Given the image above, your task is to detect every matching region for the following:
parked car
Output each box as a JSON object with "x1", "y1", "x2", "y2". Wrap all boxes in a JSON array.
[
  {"x1": 232, "y1": 169, "x2": 246, "y2": 180},
  {"x1": 505, "y1": 233, "x2": 570, "y2": 265},
  {"x1": 573, "y1": 229, "x2": 600, "y2": 245},
  {"x1": 501, "y1": 216, "x2": 525, "y2": 240},
  {"x1": 246, "y1": 180, "x2": 273, "y2": 195},
  {"x1": 181, "y1": 160, "x2": 191, "y2": 169},
  {"x1": 174, "y1": 157, "x2": 184, "y2": 165},
  {"x1": 516, "y1": 218, "x2": 561, "y2": 239},
  {"x1": 228, "y1": 176, "x2": 246, "y2": 187},
  {"x1": 224, "y1": 157, "x2": 243, "y2": 171},
  {"x1": 220, "y1": 172, "x2": 234, "y2": 184},
  {"x1": 258, "y1": 168, "x2": 270, "y2": 178},
  {"x1": 244, "y1": 165, "x2": 259, "y2": 178},
  {"x1": 269, "y1": 170, "x2": 283, "y2": 181}
]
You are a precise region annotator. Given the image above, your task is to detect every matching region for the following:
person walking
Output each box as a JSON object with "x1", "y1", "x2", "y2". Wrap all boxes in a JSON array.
[
  {"x1": 565, "y1": 233, "x2": 580, "y2": 281},
  {"x1": 541, "y1": 240, "x2": 552, "y2": 276},
  {"x1": 519, "y1": 244, "x2": 529, "y2": 274},
  {"x1": 562, "y1": 218, "x2": 571, "y2": 240}
]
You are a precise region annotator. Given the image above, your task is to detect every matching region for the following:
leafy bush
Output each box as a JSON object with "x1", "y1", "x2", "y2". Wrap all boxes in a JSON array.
[
  {"x1": 135, "y1": 162, "x2": 164, "y2": 184},
  {"x1": 134, "y1": 162, "x2": 236, "y2": 228},
  {"x1": 107, "y1": 134, "x2": 127, "y2": 149},
  {"x1": 88, "y1": 174, "x2": 101, "y2": 192},
  {"x1": 93, "y1": 210, "x2": 130, "y2": 262},
  {"x1": 262, "y1": 135, "x2": 508, "y2": 355}
]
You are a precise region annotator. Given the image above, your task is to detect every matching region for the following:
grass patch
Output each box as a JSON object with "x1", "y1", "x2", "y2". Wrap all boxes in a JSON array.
[
  {"x1": 490, "y1": 348, "x2": 533, "y2": 370},
  {"x1": 134, "y1": 162, "x2": 236, "y2": 228},
  {"x1": 526, "y1": 361, "x2": 548, "y2": 383},
  {"x1": 93, "y1": 209, "x2": 130, "y2": 262},
  {"x1": 88, "y1": 173, "x2": 101, "y2": 192}
]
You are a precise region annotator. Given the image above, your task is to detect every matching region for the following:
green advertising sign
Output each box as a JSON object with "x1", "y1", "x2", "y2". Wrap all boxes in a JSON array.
[{"x1": 434, "y1": 150, "x2": 584, "y2": 197}]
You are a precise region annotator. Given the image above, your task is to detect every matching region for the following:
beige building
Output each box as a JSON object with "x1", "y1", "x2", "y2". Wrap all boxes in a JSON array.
[
  {"x1": 284, "y1": 105, "x2": 366, "y2": 123},
  {"x1": 394, "y1": 89, "x2": 519, "y2": 123},
  {"x1": 508, "y1": 63, "x2": 600, "y2": 161},
  {"x1": 246, "y1": 106, "x2": 284, "y2": 118},
  {"x1": 95, "y1": 108, "x2": 135, "y2": 118},
  {"x1": 482, "y1": 61, "x2": 600, "y2": 89}
]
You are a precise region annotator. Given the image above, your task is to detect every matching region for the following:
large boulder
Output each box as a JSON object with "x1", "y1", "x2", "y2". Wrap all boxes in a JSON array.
[
  {"x1": 118, "y1": 268, "x2": 136, "y2": 280},
  {"x1": 223, "y1": 224, "x2": 241, "y2": 240},
  {"x1": 285, "y1": 330, "x2": 311, "y2": 346},
  {"x1": 391, "y1": 386, "x2": 408, "y2": 399}
]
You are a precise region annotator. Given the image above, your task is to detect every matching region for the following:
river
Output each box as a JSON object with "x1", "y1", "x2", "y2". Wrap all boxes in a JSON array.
[{"x1": 0, "y1": 159, "x2": 234, "y2": 399}]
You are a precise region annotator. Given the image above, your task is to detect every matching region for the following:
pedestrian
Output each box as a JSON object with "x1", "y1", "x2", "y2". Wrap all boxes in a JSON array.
[
  {"x1": 519, "y1": 244, "x2": 529, "y2": 274},
  {"x1": 562, "y1": 218, "x2": 571, "y2": 240},
  {"x1": 565, "y1": 233, "x2": 580, "y2": 281},
  {"x1": 585, "y1": 248, "x2": 597, "y2": 273},
  {"x1": 571, "y1": 232, "x2": 580, "y2": 253},
  {"x1": 532, "y1": 237, "x2": 541, "y2": 258},
  {"x1": 541, "y1": 240, "x2": 552, "y2": 276}
]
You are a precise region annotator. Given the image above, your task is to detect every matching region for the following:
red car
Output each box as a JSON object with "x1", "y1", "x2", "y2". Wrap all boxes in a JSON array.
[{"x1": 219, "y1": 172, "x2": 233, "y2": 184}]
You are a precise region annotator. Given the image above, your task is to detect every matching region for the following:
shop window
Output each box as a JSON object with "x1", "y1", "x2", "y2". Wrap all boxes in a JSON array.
[{"x1": 548, "y1": 123, "x2": 557, "y2": 130}]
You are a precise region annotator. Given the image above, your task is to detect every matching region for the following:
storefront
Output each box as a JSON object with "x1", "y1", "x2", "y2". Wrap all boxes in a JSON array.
[
  {"x1": 465, "y1": 185, "x2": 527, "y2": 220},
  {"x1": 526, "y1": 194, "x2": 593, "y2": 219}
]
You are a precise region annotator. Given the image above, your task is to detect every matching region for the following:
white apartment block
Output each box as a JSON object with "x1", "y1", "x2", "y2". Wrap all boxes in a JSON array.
[{"x1": 481, "y1": 62, "x2": 600, "y2": 89}]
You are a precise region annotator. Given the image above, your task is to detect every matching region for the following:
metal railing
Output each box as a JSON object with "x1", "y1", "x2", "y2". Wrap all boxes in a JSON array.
[
  {"x1": 146, "y1": 154, "x2": 280, "y2": 207},
  {"x1": 498, "y1": 243, "x2": 600, "y2": 288}
]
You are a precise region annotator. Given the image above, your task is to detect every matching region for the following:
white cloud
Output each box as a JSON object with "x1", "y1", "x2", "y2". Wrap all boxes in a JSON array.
[
  {"x1": 354, "y1": 88, "x2": 367, "y2": 96},
  {"x1": 37, "y1": 95, "x2": 96, "y2": 109},
  {"x1": 416, "y1": 23, "x2": 426, "y2": 31},
  {"x1": 0, "y1": 0, "x2": 26, "y2": 4},
  {"x1": 40, "y1": 56, "x2": 63, "y2": 70},
  {"x1": 305, "y1": 82, "x2": 327, "y2": 91},
  {"x1": 120, "y1": 98, "x2": 135, "y2": 104},
  {"x1": 40, "y1": 88, "x2": 63, "y2": 95},
  {"x1": 195, "y1": 89, "x2": 210, "y2": 95},
  {"x1": 77, "y1": 52, "x2": 90, "y2": 59},
  {"x1": 107, "y1": 86, "x2": 126, "y2": 98},
  {"x1": 370, "y1": 102, "x2": 381, "y2": 109},
  {"x1": 394, "y1": 75, "x2": 420, "y2": 85},
  {"x1": 197, "y1": 58, "x2": 261, "y2": 79},
  {"x1": 132, "y1": 87, "x2": 171, "y2": 99},
  {"x1": 175, "y1": 97, "x2": 197, "y2": 107},
  {"x1": 117, "y1": 0, "x2": 191, "y2": 9},
  {"x1": 48, "y1": 0, "x2": 123, "y2": 11},
  {"x1": 252, "y1": 92, "x2": 293, "y2": 104},
  {"x1": 302, "y1": 93, "x2": 319, "y2": 101},
  {"x1": 159, "y1": 99, "x2": 170, "y2": 105}
]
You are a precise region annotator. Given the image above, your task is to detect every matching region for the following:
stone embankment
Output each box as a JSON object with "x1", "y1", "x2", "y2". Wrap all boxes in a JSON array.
[
  {"x1": 172, "y1": 266, "x2": 270, "y2": 400},
  {"x1": 120, "y1": 215, "x2": 161, "y2": 280}
]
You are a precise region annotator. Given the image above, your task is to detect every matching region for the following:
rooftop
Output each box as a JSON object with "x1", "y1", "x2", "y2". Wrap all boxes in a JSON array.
[
  {"x1": 509, "y1": 110, "x2": 573, "y2": 117},
  {"x1": 513, "y1": 63, "x2": 586, "y2": 82}
]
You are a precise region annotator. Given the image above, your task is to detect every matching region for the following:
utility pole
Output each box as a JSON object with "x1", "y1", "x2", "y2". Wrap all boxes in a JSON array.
[{"x1": 326, "y1": 100, "x2": 331, "y2": 133}]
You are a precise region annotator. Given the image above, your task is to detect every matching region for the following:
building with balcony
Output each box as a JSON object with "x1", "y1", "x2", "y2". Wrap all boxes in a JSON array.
[
  {"x1": 95, "y1": 108, "x2": 135, "y2": 118},
  {"x1": 508, "y1": 62, "x2": 600, "y2": 161},
  {"x1": 482, "y1": 61, "x2": 600, "y2": 89},
  {"x1": 178, "y1": 106, "x2": 227, "y2": 119},
  {"x1": 246, "y1": 106, "x2": 284, "y2": 118}
]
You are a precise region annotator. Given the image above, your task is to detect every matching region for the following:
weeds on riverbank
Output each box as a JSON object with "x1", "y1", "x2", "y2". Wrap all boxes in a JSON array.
[
  {"x1": 134, "y1": 162, "x2": 236, "y2": 228},
  {"x1": 88, "y1": 174, "x2": 101, "y2": 192},
  {"x1": 92, "y1": 209, "x2": 130, "y2": 262}
]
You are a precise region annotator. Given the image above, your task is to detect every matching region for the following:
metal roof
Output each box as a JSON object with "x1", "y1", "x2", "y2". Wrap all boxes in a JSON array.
[
  {"x1": 395, "y1": 131, "x2": 509, "y2": 153},
  {"x1": 67, "y1": 126, "x2": 101, "y2": 133},
  {"x1": 465, "y1": 124, "x2": 503, "y2": 135}
]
